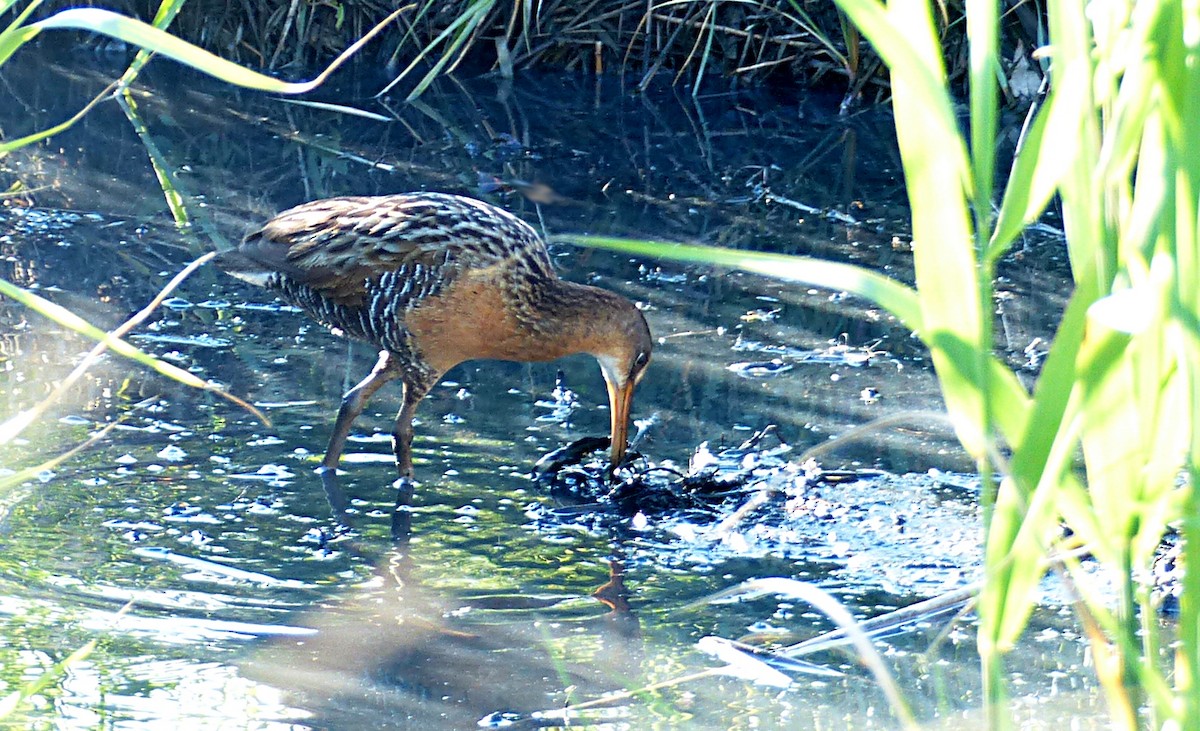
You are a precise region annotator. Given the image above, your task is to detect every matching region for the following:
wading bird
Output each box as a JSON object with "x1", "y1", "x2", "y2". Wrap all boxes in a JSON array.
[{"x1": 216, "y1": 192, "x2": 652, "y2": 479}]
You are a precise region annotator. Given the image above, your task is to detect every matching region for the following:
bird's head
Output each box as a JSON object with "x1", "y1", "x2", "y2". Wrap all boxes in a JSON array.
[{"x1": 591, "y1": 298, "x2": 653, "y2": 470}]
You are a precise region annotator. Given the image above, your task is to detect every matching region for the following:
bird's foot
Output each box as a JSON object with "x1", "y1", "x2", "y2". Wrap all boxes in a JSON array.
[{"x1": 391, "y1": 476, "x2": 416, "y2": 542}]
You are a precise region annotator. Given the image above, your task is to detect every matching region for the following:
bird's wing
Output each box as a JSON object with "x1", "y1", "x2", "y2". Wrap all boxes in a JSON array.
[{"x1": 231, "y1": 193, "x2": 550, "y2": 305}]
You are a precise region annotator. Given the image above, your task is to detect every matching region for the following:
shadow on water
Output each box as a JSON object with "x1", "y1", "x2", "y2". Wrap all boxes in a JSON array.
[{"x1": 0, "y1": 45, "x2": 1100, "y2": 728}]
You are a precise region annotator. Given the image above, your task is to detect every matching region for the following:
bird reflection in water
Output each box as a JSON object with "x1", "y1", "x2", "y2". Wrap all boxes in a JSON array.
[{"x1": 243, "y1": 543, "x2": 643, "y2": 729}]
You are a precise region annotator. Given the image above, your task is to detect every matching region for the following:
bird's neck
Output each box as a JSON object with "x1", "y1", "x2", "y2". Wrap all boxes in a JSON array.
[{"x1": 516, "y1": 277, "x2": 632, "y2": 361}]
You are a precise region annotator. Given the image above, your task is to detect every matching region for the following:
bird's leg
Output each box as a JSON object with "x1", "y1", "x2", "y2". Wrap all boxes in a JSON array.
[
  {"x1": 321, "y1": 350, "x2": 403, "y2": 472},
  {"x1": 390, "y1": 381, "x2": 431, "y2": 538},
  {"x1": 391, "y1": 467, "x2": 414, "y2": 542},
  {"x1": 390, "y1": 383, "x2": 429, "y2": 479}
]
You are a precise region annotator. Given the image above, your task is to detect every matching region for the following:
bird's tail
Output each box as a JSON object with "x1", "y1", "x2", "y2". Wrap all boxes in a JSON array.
[
  {"x1": 212, "y1": 248, "x2": 277, "y2": 287},
  {"x1": 213, "y1": 234, "x2": 314, "y2": 287}
]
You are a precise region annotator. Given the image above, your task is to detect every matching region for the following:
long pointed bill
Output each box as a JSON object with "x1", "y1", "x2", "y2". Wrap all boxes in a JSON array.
[{"x1": 606, "y1": 378, "x2": 636, "y2": 469}]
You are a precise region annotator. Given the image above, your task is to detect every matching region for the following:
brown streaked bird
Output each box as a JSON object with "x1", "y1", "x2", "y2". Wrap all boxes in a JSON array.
[{"x1": 216, "y1": 192, "x2": 652, "y2": 478}]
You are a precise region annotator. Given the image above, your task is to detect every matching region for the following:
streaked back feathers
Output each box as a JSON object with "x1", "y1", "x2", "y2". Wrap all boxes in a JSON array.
[{"x1": 216, "y1": 192, "x2": 553, "y2": 306}]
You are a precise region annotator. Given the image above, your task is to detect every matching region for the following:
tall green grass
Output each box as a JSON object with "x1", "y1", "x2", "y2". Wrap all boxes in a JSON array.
[
  {"x1": 568, "y1": 0, "x2": 1199, "y2": 725},
  {"x1": 59, "y1": 0, "x2": 914, "y2": 100}
]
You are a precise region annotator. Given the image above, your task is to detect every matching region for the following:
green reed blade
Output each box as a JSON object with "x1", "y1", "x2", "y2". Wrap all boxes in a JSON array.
[{"x1": 557, "y1": 235, "x2": 923, "y2": 327}]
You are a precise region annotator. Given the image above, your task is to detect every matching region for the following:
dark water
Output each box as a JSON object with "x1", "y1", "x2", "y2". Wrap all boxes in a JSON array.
[{"x1": 0, "y1": 44, "x2": 1100, "y2": 728}]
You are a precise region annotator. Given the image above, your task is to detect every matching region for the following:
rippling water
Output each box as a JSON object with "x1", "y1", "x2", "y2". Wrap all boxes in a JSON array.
[{"x1": 0, "y1": 43, "x2": 1100, "y2": 729}]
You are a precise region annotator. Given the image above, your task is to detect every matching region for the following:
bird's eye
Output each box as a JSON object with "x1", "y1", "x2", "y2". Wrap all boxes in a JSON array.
[{"x1": 633, "y1": 352, "x2": 650, "y2": 371}]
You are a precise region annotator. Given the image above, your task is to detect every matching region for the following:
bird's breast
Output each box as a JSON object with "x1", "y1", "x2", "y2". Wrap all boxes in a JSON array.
[{"x1": 404, "y1": 270, "x2": 575, "y2": 373}]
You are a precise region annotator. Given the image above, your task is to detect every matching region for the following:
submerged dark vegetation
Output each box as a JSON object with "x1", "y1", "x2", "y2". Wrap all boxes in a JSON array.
[{"x1": 48, "y1": 0, "x2": 1045, "y2": 106}]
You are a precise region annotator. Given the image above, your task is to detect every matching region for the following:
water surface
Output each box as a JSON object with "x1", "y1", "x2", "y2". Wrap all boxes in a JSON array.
[{"x1": 0, "y1": 45, "x2": 1099, "y2": 729}]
